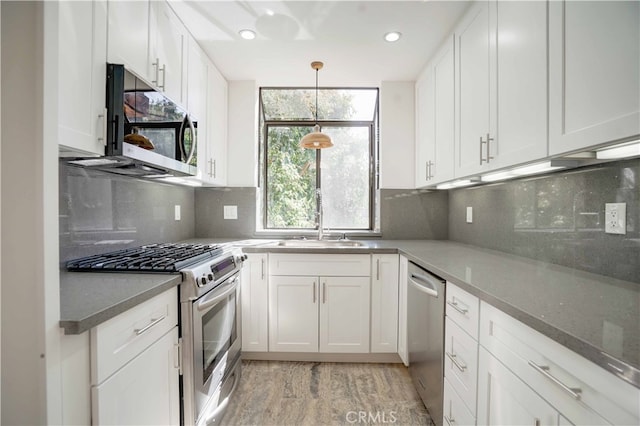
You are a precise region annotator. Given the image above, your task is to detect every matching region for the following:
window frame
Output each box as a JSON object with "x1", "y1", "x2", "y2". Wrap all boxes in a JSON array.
[{"x1": 259, "y1": 87, "x2": 379, "y2": 232}]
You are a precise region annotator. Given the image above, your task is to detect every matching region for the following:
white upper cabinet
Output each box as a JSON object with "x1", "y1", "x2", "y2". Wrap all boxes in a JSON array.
[
  {"x1": 149, "y1": 1, "x2": 187, "y2": 104},
  {"x1": 455, "y1": 0, "x2": 548, "y2": 177},
  {"x1": 58, "y1": 0, "x2": 107, "y2": 156},
  {"x1": 107, "y1": 0, "x2": 186, "y2": 104},
  {"x1": 203, "y1": 61, "x2": 229, "y2": 186},
  {"x1": 455, "y1": 1, "x2": 492, "y2": 177},
  {"x1": 492, "y1": 0, "x2": 548, "y2": 168},
  {"x1": 415, "y1": 36, "x2": 455, "y2": 187},
  {"x1": 548, "y1": 1, "x2": 640, "y2": 155},
  {"x1": 107, "y1": 0, "x2": 150, "y2": 79}
]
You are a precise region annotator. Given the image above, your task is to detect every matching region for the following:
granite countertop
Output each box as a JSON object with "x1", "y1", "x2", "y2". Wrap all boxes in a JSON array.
[
  {"x1": 244, "y1": 239, "x2": 640, "y2": 388},
  {"x1": 59, "y1": 270, "x2": 181, "y2": 335}
]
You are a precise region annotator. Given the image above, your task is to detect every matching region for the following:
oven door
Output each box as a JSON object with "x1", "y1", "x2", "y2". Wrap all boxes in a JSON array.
[{"x1": 189, "y1": 273, "x2": 241, "y2": 424}]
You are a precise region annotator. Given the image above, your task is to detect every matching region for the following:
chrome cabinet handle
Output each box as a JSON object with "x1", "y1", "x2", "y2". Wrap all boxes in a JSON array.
[
  {"x1": 313, "y1": 281, "x2": 316, "y2": 303},
  {"x1": 152, "y1": 58, "x2": 160, "y2": 85},
  {"x1": 134, "y1": 316, "x2": 165, "y2": 336},
  {"x1": 444, "y1": 415, "x2": 456, "y2": 425},
  {"x1": 98, "y1": 108, "x2": 108, "y2": 145},
  {"x1": 447, "y1": 300, "x2": 468, "y2": 315},
  {"x1": 208, "y1": 159, "x2": 214, "y2": 177},
  {"x1": 528, "y1": 361, "x2": 582, "y2": 400},
  {"x1": 261, "y1": 258, "x2": 265, "y2": 280},
  {"x1": 213, "y1": 159, "x2": 217, "y2": 178},
  {"x1": 480, "y1": 133, "x2": 495, "y2": 164},
  {"x1": 158, "y1": 64, "x2": 166, "y2": 90},
  {"x1": 376, "y1": 259, "x2": 380, "y2": 280},
  {"x1": 323, "y1": 281, "x2": 327, "y2": 303},
  {"x1": 446, "y1": 351, "x2": 467, "y2": 372}
]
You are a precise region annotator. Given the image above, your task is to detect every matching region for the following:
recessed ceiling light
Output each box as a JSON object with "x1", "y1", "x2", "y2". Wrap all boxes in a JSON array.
[
  {"x1": 239, "y1": 29, "x2": 256, "y2": 40},
  {"x1": 384, "y1": 31, "x2": 402, "y2": 42}
]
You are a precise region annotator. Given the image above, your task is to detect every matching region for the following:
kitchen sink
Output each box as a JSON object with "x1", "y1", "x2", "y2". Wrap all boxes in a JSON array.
[{"x1": 277, "y1": 239, "x2": 365, "y2": 248}]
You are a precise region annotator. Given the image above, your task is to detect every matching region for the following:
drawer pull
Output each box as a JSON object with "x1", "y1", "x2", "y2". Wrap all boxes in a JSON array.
[
  {"x1": 446, "y1": 351, "x2": 467, "y2": 372},
  {"x1": 447, "y1": 300, "x2": 468, "y2": 315},
  {"x1": 134, "y1": 316, "x2": 165, "y2": 336},
  {"x1": 528, "y1": 361, "x2": 582, "y2": 400},
  {"x1": 444, "y1": 415, "x2": 456, "y2": 425}
]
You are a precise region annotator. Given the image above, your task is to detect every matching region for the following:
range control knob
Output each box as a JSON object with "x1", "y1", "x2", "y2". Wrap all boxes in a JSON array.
[
  {"x1": 200, "y1": 276, "x2": 207, "y2": 285},
  {"x1": 208, "y1": 273, "x2": 214, "y2": 281}
]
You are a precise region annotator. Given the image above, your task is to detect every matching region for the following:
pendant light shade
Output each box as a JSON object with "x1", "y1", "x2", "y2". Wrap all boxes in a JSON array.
[{"x1": 299, "y1": 61, "x2": 333, "y2": 149}]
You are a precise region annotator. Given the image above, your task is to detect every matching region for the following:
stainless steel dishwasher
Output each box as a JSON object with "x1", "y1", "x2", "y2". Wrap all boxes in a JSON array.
[{"x1": 407, "y1": 261, "x2": 446, "y2": 426}]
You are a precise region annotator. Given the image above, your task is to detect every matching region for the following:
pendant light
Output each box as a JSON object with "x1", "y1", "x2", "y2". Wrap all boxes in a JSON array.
[{"x1": 299, "y1": 61, "x2": 333, "y2": 149}]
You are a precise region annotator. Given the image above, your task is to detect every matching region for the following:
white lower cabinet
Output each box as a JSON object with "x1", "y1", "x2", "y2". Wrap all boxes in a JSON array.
[
  {"x1": 241, "y1": 253, "x2": 268, "y2": 352},
  {"x1": 477, "y1": 346, "x2": 558, "y2": 426},
  {"x1": 444, "y1": 377, "x2": 476, "y2": 426},
  {"x1": 90, "y1": 287, "x2": 179, "y2": 425},
  {"x1": 397, "y1": 255, "x2": 409, "y2": 366},
  {"x1": 370, "y1": 254, "x2": 399, "y2": 353},
  {"x1": 480, "y1": 301, "x2": 639, "y2": 426},
  {"x1": 92, "y1": 328, "x2": 180, "y2": 425},
  {"x1": 268, "y1": 275, "x2": 370, "y2": 353}
]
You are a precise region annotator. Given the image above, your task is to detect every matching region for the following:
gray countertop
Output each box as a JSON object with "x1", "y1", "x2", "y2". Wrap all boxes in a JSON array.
[
  {"x1": 59, "y1": 238, "x2": 639, "y2": 388},
  {"x1": 59, "y1": 270, "x2": 181, "y2": 335},
  {"x1": 244, "y1": 239, "x2": 640, "y2": 388}
]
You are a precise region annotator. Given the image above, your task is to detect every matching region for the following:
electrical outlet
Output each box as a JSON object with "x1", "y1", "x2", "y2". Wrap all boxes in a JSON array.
[
  {"x1": 224, "y1": 205, "x2": 238, "y2": 220},
  {"x1": 466, "y1": 207, "x2": 473, "y2": 224},
  {"x1": 605, "y1": 203, "x2": 626, "y2": 234},
  {"x1": 174, "y1": 205, "x2": 181, "y2": 221}
]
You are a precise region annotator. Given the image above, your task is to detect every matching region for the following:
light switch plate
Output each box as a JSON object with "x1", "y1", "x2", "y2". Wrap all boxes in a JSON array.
[
  {"x1": 174, "y1": 205, "x2": 181, "y2": 221},
  {"x1": 466, "y1": 207, "x2": 473, "y2": 224},
  {"x1": 605, "y1": 203, "x2": 626, "y2": 234},
  {"x1": 224, "y1": 205, "x2": 238, "y2": 220}
]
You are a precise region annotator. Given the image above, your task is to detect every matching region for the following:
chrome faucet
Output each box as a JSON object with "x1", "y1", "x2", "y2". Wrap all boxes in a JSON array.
[{"x1": 316, "y1": 188, "x2": 323, "y2": 241}]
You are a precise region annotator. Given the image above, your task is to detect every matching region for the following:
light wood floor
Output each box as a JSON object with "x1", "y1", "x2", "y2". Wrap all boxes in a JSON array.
[{"x1": 220, "y1": 360, "x2": 431, "y2": 426}]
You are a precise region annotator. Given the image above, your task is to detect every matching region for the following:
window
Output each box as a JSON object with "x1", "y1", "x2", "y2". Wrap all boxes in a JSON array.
[{"x1": 259, "y1": 88, "x2": 379, "y2": 232}]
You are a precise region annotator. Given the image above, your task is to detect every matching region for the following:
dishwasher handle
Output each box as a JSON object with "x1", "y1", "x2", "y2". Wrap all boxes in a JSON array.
[{"x1": 409, "y1": 272, "x2": 441, "y2": 298}]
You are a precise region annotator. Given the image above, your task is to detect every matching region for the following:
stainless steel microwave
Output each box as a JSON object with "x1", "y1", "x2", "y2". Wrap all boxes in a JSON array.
[{"x1": 69, "y1": 64, "x2": 198, "y2": 178}]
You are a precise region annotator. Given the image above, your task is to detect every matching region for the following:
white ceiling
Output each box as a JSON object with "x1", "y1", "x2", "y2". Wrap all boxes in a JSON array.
[{"x1": 169, "y1": 0, "x2": 471, "y2": 86}]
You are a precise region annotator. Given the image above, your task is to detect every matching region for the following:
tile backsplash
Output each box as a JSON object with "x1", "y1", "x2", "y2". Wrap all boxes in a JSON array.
[
  {"x1": 449, "y1": 158, "x2": 640, "y2": 283},
  {"x1": 59, "y1": 163, "x2": 195, "y2": 263}
]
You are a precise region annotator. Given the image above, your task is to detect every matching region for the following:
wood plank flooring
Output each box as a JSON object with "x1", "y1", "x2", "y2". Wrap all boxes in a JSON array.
[{"x1": 220, "y1": 360, "x2": 431, "y2": 425}]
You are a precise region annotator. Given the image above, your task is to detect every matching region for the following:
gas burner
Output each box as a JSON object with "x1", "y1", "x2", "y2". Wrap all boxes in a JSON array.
[{"x1": 66, "y1": 243, "x2": 224, "y2": 273}]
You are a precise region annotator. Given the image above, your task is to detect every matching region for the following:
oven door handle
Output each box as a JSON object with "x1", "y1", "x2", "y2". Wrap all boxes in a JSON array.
[{"x1": 196, "y1": 275, "x2": 240, "y2": 312}]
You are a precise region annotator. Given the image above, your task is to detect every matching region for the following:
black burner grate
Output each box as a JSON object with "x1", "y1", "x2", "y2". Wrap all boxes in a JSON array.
[{"x1": 66, "y1": 243, "x2": 224, "y2": 272}]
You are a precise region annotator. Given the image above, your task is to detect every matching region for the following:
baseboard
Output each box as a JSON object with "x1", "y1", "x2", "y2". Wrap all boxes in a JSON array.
[{"x1": 241, "y1": 351, "x2": 402, "y2": 363}]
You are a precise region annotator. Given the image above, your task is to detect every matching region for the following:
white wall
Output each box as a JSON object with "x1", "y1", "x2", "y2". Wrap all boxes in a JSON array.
[
  {"x1": 1, "y1": 2, "x2": 61, "y2": 424},
  {"x1": 379, "y1": 81, "x2": 415, "y2": 189},
  {"x1": 226, "y1": 80, "x2": 258, "y2": 187}
]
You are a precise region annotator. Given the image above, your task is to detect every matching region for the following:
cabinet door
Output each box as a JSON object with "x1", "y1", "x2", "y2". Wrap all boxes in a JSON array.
[
  {"x1": 493, "y1": 0, "x2": 548, "y2": 168},
  {"x1": 58, "y1": 0, "x2": 107, "y2": 156},
  {"x1": 319, "y1": 276, "x2": 370, "y2": 353},
  {"x1": 456, "y1": 1, "x2": 492, "y2": 177},
  {"x1": 241, "y1": 253, "x2": 268, "y2": 352},
  {"x1": 549, "y1": 1, "x2": 640, "y2": 155},
  {"x1": 149, "y1": 1, "x2": 186, "y2": 104},
  {"x1": 204, "y1": 61, "x2": 228, "y2": 186},
  {"x1": 477, "y1": 347, "x2": 558, "y2": 426},
  {"x1": 415, "y1": 67, "x2": 434, "y2": 187},
  {"x1": 432, "y1": 36, "x2": 456, "y2": 184},
  {"x1": 92, "y1": 328, "x2": 180, "y2": 426},
  {"x1": 269, "y1": 276, "x2": 318, "y2": 352},
  {"x1": 397, "y1": 256, "x2": 409, "y2": 366},
  {"x1": 370, "y1": 254, "x2": 399, "y2": 353},
  {"x1": 107, "y1": 0, "x2": 150, "y2": 80}
]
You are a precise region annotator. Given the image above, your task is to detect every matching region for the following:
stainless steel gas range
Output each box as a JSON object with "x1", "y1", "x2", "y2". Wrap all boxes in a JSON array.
[{"x1": 67, "y1": 242, "x2": 246, "y2": 426}]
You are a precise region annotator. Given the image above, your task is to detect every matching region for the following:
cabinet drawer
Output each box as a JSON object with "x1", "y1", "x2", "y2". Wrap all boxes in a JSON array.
[
  {"x1": 480, "y1": 302, "x2": 638, "y2": 425},
  {"x1": 269, "y1": 254, "x2": 370, "y2": 276},
  {"x1": 446, "y1": 283, "x2": 479, "y2": 340},
  {"x1": 444, "y1": 378, "x2": 476, "y2": 426},
  {"x1": 91, "y1": 287, "x2": 178, "y2": 384},
  {"x1": 445, "y1": 317, "x2": 478, "y2": 415}
]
